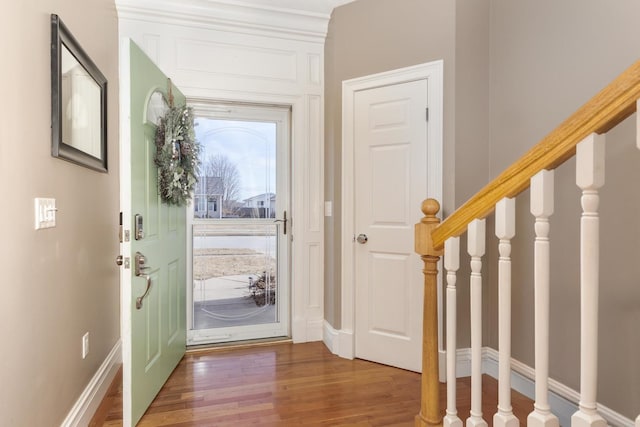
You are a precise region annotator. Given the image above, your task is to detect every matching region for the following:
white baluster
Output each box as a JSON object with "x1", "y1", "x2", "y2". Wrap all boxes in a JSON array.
[
  {"x1": 444, "y1": 237, "x2": 463, "y2": 427},
  {"x1": 572, "y1": 133, "x2": 607, "y2": 427},
  {"x1": 494, "y1": 198, "x2": 519, "y2": 427},
  {"x1": 467, "y1": 219, "x2": 487, "y2": 427},
  {"x1": 527, "y1": 169, "x2": 559, "y2": 427}
]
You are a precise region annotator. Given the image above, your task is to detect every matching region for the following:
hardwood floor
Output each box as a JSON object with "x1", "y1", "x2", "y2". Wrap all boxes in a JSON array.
[{"x1": 95, "y1": 341, "x2": 533, "y2": 426}]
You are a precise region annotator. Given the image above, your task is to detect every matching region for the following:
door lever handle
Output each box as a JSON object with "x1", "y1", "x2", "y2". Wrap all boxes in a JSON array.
[
  {"x1": 134, "y1": 251, "x2": 152, "y2": 310},
  {"x1": 136, "y1": 274, "x2": 152, "y2": 310},
  {"x1": 274, "y1": 210, "x2": 287, "y2": 235}
]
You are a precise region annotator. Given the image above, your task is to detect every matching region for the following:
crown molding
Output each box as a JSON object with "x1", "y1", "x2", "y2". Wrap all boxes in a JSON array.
[
  {"x1": 327, "y1": 0, "x2": 357, "y2": 9},
  {"x1": 115, "y1": 0, "x2": 332, "y2": 43}
]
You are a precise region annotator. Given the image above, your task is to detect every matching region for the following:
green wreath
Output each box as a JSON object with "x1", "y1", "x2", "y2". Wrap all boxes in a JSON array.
[{"x1": 154, "y1": 105, "x2": 200, "y2": 206}]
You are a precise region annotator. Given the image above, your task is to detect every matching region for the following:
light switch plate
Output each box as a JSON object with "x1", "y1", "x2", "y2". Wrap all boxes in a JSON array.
[
  {"x1": 324, "y1": 201, "x2": 332, "y2": 217},
  {"x1": 35, "y1": 198, "x2": 56, "y2": 230},
  {"x1": 82, "y1": 332, "x2": 89, "y2": 359}
]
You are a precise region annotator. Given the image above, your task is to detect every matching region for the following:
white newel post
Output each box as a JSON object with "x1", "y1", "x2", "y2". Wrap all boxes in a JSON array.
[
  {"x1": 527, "y1": 169, "x2": 559, "y2": 427},
  {"x1": 444, "y1": 237, "x2": 462, "y2": 427},
  {"x1": 494, "y1": 198, "x2": 519, "y2": 427},
  {"x1": 467, "y1": 219, "x2": 488, "y2": 427},
  {"x1": 572, "y1": 133, "x2": 607, "y2": 427}
]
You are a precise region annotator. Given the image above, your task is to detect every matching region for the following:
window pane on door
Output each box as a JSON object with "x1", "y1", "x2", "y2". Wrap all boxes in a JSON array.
[
  {"x1": 193, "y1": 119, "x2": 276, "y2": 219},
  {"x1": 192, "y1": 222, "x2": 278, "y2": 329},
  {"x1": 191, "y1": 116, "x2": 281, "y2": 334}
]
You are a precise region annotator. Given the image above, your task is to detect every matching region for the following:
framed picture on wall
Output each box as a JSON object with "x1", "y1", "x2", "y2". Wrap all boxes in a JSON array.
[{"x1": 51, "y1": 14, "x2": 108, "y2": 172}]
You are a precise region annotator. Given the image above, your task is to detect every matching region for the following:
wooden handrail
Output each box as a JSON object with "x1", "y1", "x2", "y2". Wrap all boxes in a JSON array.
[{"x1": 431, "y1": 60, "x2": 640, "y2": 249}]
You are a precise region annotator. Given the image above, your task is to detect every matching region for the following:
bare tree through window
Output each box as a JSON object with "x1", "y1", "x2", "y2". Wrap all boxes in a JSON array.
[{"x1": 203, "y1": 153, "x2": 241, "y2": 216}]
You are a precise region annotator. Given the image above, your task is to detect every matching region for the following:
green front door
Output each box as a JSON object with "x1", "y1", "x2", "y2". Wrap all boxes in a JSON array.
[{"x1": 125, "y1": 40, "x2": 186, "y2": 425}]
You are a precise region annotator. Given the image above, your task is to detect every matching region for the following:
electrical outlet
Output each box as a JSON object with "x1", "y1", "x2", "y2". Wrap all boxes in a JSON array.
[{"x1": 82, "y1": 332, "x2": 89, "y2": 359}]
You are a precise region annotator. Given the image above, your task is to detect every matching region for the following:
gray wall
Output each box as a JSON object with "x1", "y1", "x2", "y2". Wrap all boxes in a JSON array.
[
  {"x1": 1, "y1": 1, "x2": 120, "y2": 425},
  {"x1": 488, "y1": 0, "x2": 640, "y2": 417},
  {"x1": 453, "y1": 0, "x2": 491, "y2": 349}
]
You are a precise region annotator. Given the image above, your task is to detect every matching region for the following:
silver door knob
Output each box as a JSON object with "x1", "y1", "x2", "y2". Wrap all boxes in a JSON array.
[
  {"x1": 356, "y1": 234, "x2": 368, "y2": 244},
  {"x1": 115, "y1": 255, "x2": 124, "y2": 266}
]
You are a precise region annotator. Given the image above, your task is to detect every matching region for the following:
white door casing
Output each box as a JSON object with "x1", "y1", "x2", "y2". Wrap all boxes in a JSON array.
[{"x1": 341, "y1": 61, "x2": 443, "y2": 370}]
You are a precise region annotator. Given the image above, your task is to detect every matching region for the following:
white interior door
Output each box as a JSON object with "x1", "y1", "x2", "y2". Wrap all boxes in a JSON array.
[{"x1": 354, "y1": 78, "x2": 428, "y2": 372}]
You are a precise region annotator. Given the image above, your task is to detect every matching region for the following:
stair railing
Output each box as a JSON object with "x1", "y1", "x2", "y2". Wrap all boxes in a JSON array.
[{"x1": 414, "y1": 60, "x2": 640, "y2": 427}]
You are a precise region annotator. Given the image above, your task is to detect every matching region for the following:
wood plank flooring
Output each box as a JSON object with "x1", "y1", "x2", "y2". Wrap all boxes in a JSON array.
[{"x1": 96, "y1": 341, "x2": 533, "y2": 426}]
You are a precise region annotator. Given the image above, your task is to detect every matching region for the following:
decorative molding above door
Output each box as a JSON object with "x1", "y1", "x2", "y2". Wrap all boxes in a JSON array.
[{"x1": 115, "y1": 0, "x2": 336, "y2": 43}]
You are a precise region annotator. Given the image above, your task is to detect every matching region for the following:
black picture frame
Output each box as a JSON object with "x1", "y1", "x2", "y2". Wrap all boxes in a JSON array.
[{"x1": 51, "y1": 14, "x2": 108, "y2": 172}]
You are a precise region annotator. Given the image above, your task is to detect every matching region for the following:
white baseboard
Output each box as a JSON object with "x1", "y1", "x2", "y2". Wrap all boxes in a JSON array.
[
  {"x1": 291, "y1": 317, "x2": 307, "y2": 343},
  {"x1": 337, "y1": 329, "x2": 354, "y2": 359},
  {"x1": 449, "y1": 347, "x2": 634, "y2": 427},
  {"x1": 292, "y1": 318, "x2": 325, "y2": 343},
  {"x1": 453, "y1": 348, "x2": 472, "y2": 378},
  {"x1": 61, "y1": 339, "x2": 122, "y2": 427},
  {"x1": 306, "y1": 319, "x2": 325, "y2": 342},
  {"x1": 322, "y1": 322, "x2": 354, "y2": 359},
  {"x1": 323, "y1": 320, "x2": 340, "y2": 354},
  {"x1": 482, "y1": 348, "x2": 576, "y2": 426}
]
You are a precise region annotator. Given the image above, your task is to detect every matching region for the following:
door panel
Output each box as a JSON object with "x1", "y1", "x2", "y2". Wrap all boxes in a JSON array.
[
  {"x1": 370, "y1": 144, "x2": 410, "y2": 224},
  {"x1": 125, "y1": 40, "x2": 186, "y2": 425},
  {"x1": 368, "y1": 252, "x2": 411, "y2": 337},
  {"x1": 354, "y1": 79, "x2": 428, "y2": 372}
]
